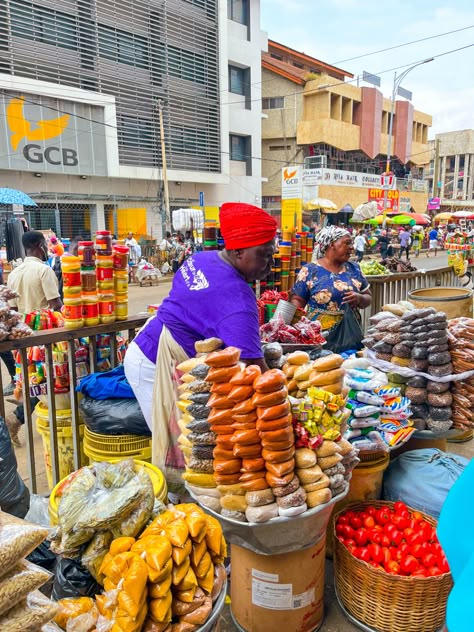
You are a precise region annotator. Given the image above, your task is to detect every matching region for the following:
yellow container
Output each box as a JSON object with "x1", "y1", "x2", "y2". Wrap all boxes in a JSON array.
[
  {"x1": 83, "y1": 425, "x2": 151, "y2": 454},
  {"x1": 48, "y1": 459, "x2": 167, "y2": 525},
  {"x1": 326, "y1": 455, "x2": 390, "y2": 557},
  {"x1": 114, "y1": 269, "x2": 129, "y2": 294},
  {"x1": 116, "y1": 297, "x2": 128, "y2": 321},
  {"x1": 35, "y1": 402, "x2": 86, "y2": 490},
  {"x1": 408, "y1": 287, "x2": 473, "y2": 319}
]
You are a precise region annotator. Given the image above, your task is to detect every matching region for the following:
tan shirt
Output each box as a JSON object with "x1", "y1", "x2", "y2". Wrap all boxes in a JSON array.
[{"x1": 8, "y1": 256, "x2": 60, "y2": 313}]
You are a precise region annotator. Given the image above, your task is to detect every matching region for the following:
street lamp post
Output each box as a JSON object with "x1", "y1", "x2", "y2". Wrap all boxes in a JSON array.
[{"x1": 382, "y1": 58, "x2": 434, "y2": 223}]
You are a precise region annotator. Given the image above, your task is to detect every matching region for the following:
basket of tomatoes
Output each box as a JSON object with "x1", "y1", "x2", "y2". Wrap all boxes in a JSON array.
[{"x1": 333, "y1": 500, "x2": 452, "y2": 632}]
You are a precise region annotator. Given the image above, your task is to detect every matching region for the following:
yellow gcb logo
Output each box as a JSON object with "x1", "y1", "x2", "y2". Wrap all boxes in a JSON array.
[{"x1": 6, "y1": 96, "x2": 78, "y2": 166}]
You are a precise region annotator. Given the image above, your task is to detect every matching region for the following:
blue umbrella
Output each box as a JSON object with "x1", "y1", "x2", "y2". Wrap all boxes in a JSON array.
[
  {"x1": 339, "y1": 204, "x2": 354, "y2": 214},
  {"x1": 0, "y1": 187, "x2": 37, "y2": 206}
]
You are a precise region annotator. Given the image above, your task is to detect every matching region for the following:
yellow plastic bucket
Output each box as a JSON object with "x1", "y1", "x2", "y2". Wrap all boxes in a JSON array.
[
  {"x1": 326, "y1": 455, "x2": 390, "y2": 557},
  {"x1": 83, "y1": 443, "x2": 152, "y2": 463},
  {"x1": 35, "y1": 403, "x2": 86, "y2": 491},
  {"x1": 83, "y1": 426, "x2": 151, "y2": 454},
  {"x1": 48, "y1": 459, "x2": 167, "y2": 526}
]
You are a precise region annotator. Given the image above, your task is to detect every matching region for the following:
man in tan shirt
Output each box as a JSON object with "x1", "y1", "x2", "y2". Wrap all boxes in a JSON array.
[{"x1": 8, "y1": 231, "x2": 63, "y2": 313}]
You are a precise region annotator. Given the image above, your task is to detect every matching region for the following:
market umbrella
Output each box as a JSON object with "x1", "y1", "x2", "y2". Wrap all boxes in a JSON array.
[
  {"x1": 339, "y1": 204, "x2": 354, "y2": 214},
  {"x1": 303, "y1": 198, "x2": 338, "y2": 212},
  {"x1": 0, "y1": 187, "x2": 37, "y2": 206},
  {"x1": 391, "y1": 215, "x2": 416, "y2": 226},
  {"x1": 433, "y1": 212, "x2": 453, "y2": 222},
  {"x1": 452, "y1": 210, "x2": 474, "y2": 219},
  {"x1": 363, "y1": 215, "x2": 393, "y2": 226},
  {"x1": 352, "y1": 201, "x2": 378, "y2": 222},
  {"x1": 399, "y1": 212, "x2": 431, "y2": 226}
]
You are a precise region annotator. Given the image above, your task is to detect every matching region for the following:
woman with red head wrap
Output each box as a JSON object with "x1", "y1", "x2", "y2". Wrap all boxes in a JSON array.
[{"x1": 124, "y1": 203, "x2": 277, "y2": 495}]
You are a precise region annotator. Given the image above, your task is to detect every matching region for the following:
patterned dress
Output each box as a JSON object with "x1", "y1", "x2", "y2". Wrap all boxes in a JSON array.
[{"x1": 291, "y1": 261, "x2": 370, "y2": 331}]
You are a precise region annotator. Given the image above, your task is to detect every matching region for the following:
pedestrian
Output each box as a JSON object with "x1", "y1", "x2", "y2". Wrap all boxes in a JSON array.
[
  {"x1": 124, "y1": 232, "x2": 140, "y2": 283},
  {"x1": 399, "y1": 227, "x2": 411, "y2": 260},
  {"x1": 428, "y1": 226, "x2": 439, "y2": 257},
  {"x1": 172, "y1": 233, "x2": 186, "y2": 273},
  {"x1": 159, "y1": 231, "x2": 173, "y2": 252},
  {"x1": 411, "y1": 227, "x2": 424, "y2": 258},
  {"x1": 378, "y1": 230, "x2": 391, "y2": 259},
  {"x1": 353, "y1": 229, "x2": 367, "y2": 262}
]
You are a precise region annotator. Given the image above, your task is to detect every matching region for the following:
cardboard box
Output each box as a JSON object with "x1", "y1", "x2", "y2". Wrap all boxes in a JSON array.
[{"x1": 230, "y1": 538, "x2": 326, "y2": 632}]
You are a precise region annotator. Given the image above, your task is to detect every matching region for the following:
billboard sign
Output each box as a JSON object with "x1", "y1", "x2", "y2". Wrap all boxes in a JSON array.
[{"x1": 0, "y1": 91, "x2": 108, "y2": 176}]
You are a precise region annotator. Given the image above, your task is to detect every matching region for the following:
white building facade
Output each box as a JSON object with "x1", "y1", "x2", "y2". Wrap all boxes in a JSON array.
[{"x1": 0, "y1": 0, "x2": 266, "y2": 239}]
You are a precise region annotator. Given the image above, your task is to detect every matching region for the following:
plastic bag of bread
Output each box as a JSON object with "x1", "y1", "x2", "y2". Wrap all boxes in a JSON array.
[
  {"x1": 287, "y1": 351, "x2": 309, "y2": 365},
  {"x1": 312, "y1": 354, "x2": 343, "y2": 371},
  {"x1": 194, "y1": 338, "x2": 222, "y2": 354},
  {"x1": 318, "y1": 453, "x2": 343, "y2": 470},
  {"x1": 245, "y1": 503, "x2": 279, "y2": 523},
  {"x1": 0, "y1": 590, "x2": 60, "y2": 632},
  {"x1": 220, "y1": 495, "x2": 247, "y2": 513},
  {"x1": 205, "y1": 347, "x2": 240, "y2": 368},
  {"x1": 245, "y1": 488, "x2": 275, "y2": 507},
  {"x1": 315, "y1": 441, "x2": 341, "y2": 458},
  {"x1": 306, "y1": 488, "x2": 332, "y2": 508}
]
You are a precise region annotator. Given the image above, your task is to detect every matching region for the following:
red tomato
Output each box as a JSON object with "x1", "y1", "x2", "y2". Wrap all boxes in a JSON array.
[
  {"x1": 385, "y1": 560, "x2": 400, "y2": 574},
  {"x1": 412, "y1": 568, "x2": 428, "y2": 578},
  {"x1": 432, "y1": 543, "x2": 443, "y2": 557},
  {"x1": 390, "y1": 529, "x2": 403, "y2": 547},
  {"x1": 418, "y1": 542, "x2": 432, "y2": 557},
  {"x1": 366, "y1": 506, "x2": 378, "y2": 517},
  {"x1": 400, "y1": 555, "x2": 419, "y2": 575},
  {"x1": 336, "y1": 523, "x2": 347, "y2": 537},
  {"x1": 384, "y1": 523, "x2": 396, "y2": 536},
  {"x1": 350, "y1": 515, "x2": 363, "y2": 530},
  {"x1": 345, "y1": 539, "x2": 356, "y2": 548},
  {"x1": 376, "y1": 508, "x2": 391, "y2": 525},
  {"x1": 346, "y1": 542, "x2": 358, "y2": 556},
  {"x1": 389, "y1": 546, "x2": 398, "y2": 559},
  {"x1": 438, "y1": 556, "x2": 450, "y2": 574},
  {"x1": 381, "y1": 546, "x2": 391, "y2": 565},
  {"x1": 380, "y1": 534, "x2": 391, "y2": 548},
  {"x1": 363, "y1": 516, "x2": 375, "y2": 529},
  {"x1": 359, "y1": 548, "x2": 371, "y2": 564},
  {"x1": 406, "y1": 531, "x2": 424, "y2": 547},
  {"x1": 394, "y1": 501, "x2": 408, "y2": 515},
  {"x1": 403, "y1": 527, "x2": 415, "y2": 539},
  {"x1": 422, "y1": 553, "x2": 437, "y2": 568},
  {"x1": 354, "y1": 528, "x2": 368, "y2": 547},
  {"x1": 406, "y1": 519, "x2": 417, "y2": 530},
  {"x1": 391, "y1": 514, "x2": 408, "y2": 529},
  {"x1": 337, "y1": 515, "x2": 350, "y2": 525},
  {"x1": 427, "y1": 566, "x2": 442, "y2": 577},
  {"x1": 368, "y1": 544, "x2": 383, "y2": 564},
  {"x1": 412, "y1": 511, "x2": 424, "y2": 522},
  {"x1": 399, "y1": 543, "x2": 411, "y2": 556},
  {"x1": 368, "y1": 561, "x2": 380, "y2": 568},
  {"x1": 340, "y1": 525, "x2": 356, "y2": 540},
  {"x1": 411, "y1": 544, "x2": 425, "y2": 559},
  {"x1": 368, "y1": 529, "x2": 382, "y2": 545},
  {"x1": 373, "y1": 524, "x2": 383, "y2": 532}
]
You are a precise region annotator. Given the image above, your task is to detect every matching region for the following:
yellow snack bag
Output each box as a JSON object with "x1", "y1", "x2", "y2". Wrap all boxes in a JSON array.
[
  {"x1": 172, "y1": 538, "x2": 192, "y2": 566},
  {"x1": 182, "y1": 470, "x2": 216, "y2": 488},
  {"x1": 191, "y1": 539, "x2": 207, "y2": 568},
  {"x1": 194, "y1": 551, "x2": 211, "y2": 579},
  {"x1": 165, "y1": 518, "x2": 189, "y2": 548},
  {"x1": 172, "y1": 556, "x2": 191, "y2": 585},
  {"x1": 175, "y1": 587, "x2": 196, "y2": 603},
  {"x1": 149, "y1": 573, "x2": 172, "y2": 599},
  {"x1": 197, "y1": 561, "x2": 214, "y2": 594},
  {"x1": 175, "y1": 567, "x2": 198, "y2": 592},
  {"x1": 149, "y1": 591, "x2": 172, "y2": 624},
  {"x1": 204, "y1": 515, "x2": 223, "y2": 556}
]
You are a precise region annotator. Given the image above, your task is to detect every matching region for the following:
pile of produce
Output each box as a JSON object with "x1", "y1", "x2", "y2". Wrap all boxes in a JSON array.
[
  {"x1": 283, "y1": 351, "x2": 345, "y2": 399},
  {"x1": 260, "y1": 315, "x2": 326, "y2": 345},
  {"x1": 381, "y1": 257, "x2": 417, "y2": 273},
  {"x1": 344, "y1": 360, "x2": 415, "y2": 451},
  {"x1": 53, "y1": 503, "x2": 227, "y2": 631},
  {"x1": 0, "y1": 286, "x2": 32, "y2": 340},
  {"x1": 360, "y1": 260, "x2": 390, "y2": 276},
  {"x1": 448, "y1": 318, "x2": 474, "y2": 431},
  {"x1": 0, "y1": 511, "x2": 59, "y2": 630},
  {"x1": 49, "y1": 460, "x2": 159, "y2": 575},
  {"x1": 336, "y1": 501, "x2": 450, "y2": 577},
  {"x1": 182, "y1": 343, "x2": 357, "y2": 523}
]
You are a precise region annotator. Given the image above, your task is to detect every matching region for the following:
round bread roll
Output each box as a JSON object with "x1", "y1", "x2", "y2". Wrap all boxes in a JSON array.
[
  {"x1": 303, "y1": 474, "x2": 330, "y2": 492},
  {"x1": 296, "y1": 464, "x2": 323, "y2": 485},
  {"x1": 195, "y1": 337, "x2": 223, "y2": 353},
  {"x1": 245, "y1": 503, "x2": 279, "y2": 523},
  {"x1": 306, "y1": 488, "x2": 332, "y2": 508},
  {"x1": 294, "y1": 448, "x2": 317, "y2": 469},
  {"x1": 278, "y1": 503, "x2": 307, "y2": 518},
  {"x1": 276, "y1": 486, "x2": 306, "y2": 508},
  {"x1": 245, "y1": 488, "x2": 275, "y2": 507}
]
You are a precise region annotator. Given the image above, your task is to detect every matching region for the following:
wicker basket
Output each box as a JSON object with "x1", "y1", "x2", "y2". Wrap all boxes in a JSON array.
[{"x1": 333, "y1": 500, "x2": 452, "y2": 632}]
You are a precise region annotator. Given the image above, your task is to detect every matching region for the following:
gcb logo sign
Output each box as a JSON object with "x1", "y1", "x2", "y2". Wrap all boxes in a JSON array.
[{"x1": 283, "y1": 168, "x2": 299, "y2": 185}]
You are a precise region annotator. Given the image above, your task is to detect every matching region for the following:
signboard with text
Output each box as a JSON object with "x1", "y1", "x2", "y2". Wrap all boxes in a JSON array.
[
  {"x1": 368, "y1": 188, "x2": 400, "y2": 212},
  {"x1": 0, "y1": 91, "x2": 108, "y2": 176},
  {"x1": 283, "y1": 166, "x2": 397, "y2": 195}
]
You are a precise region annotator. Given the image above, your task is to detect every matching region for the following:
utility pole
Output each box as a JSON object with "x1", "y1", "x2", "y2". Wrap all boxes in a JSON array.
[
  {"x1": 158, "y1": 99, "x2": 171, "y2": 233},
  {"x1": 433, "y1": 138, "x2": 440, "y2": 198}
]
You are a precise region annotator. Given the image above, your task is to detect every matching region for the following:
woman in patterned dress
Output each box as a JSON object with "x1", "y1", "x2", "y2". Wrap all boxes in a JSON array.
[{"x1": 290, "y1": 226, "x2": 372, "y2": 334}]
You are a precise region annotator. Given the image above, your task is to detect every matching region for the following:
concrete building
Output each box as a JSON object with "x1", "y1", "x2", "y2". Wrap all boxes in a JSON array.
[
  {"x1": 0, "y1": 0, "x2": 266, "y2": 239},
  {"x1": 261, "y1": 41, "x2": 432, "y2": 221},
  {"x1": 427, "y1": 130, "x2": 474, "y2": 210}
]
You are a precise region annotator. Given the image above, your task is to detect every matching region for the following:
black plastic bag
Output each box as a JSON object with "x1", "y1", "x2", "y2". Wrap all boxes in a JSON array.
[
  {"x1": 0, "y1": 416, "x2": 29, "y2": 516},
  {"x1": 27, "y1": 541, "x2": 58, "y2": 572},
  {"x1": 52, "y1": 558, "x2": 101, "y2": 600},
  {"x1": 324, "y1": 304, "x2": 364, "y2": 354},
  {"x1": 80, "y1": 395, "x2": 150, "y2": 436}
]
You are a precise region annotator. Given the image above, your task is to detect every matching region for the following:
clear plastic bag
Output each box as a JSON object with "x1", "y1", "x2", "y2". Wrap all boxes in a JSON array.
[
  {"x1": 0, "y1": 512, "x2": 48, "y2": 579},
  {"x1": 0, "y1": 590, "x2": 59, "y2": 632},
  {"x1": 0, "y1": 559, "x2": 51, "y2": 616}
]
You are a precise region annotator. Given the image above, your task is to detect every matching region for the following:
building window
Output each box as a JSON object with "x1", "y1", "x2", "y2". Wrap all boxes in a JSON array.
[
  {"x1": 119, "y1": 116, "x2": 154, "y2": 149},
  {"x1": 230, "y1": 134, "x2": 251, "y2": 175},
  {"x1": 229, "y1": 65, "x2": 248, "y2": 95},
  {"x1": 167, "y1": 45, "x2": 206, "y2": 84},
  {"x1": 98, "y1": 24, "x2": 149, "y2": 69},
  {"x1": 227, "y1": 0, "x2": 249, "y2": 25},
  {"x1": 293, "y1": 62, "x2": 304, "y2": 69},
  {"x1": 270, "y1": 53, "x2": 283, "y2": 61},
  {"x1": 10, "y1": 0, "x2": 78, "y2": 50},
  {"x1": 262, "y1": 97, "x2": 285, "y2": 110},
  {"x1": 170, "y1": 126, "x2": 209, "y2": 156}
]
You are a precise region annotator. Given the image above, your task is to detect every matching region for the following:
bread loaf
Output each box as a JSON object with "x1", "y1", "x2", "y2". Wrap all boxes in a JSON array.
[
  {"x1": 306, "y1": 488, "x2": 332, "y2": 508},
  {"x1": 294, "y1": 448, "x2": 317, "y2": 469},
  {"x1": 311, "y1": 354, "x2": 344, "y2": 372}
]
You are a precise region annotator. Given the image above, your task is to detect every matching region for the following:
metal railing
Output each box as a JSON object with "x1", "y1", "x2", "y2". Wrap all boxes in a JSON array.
[
  {"x1": 0, "y1": 314, "x2": 148, "y2": 494},
  {"x1": 361, "y1": 265, "x2": 472, "y2": 331}
]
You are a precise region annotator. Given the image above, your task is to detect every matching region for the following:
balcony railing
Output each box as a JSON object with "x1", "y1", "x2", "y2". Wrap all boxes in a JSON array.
[{"x1": 0, "y1": 314, "x2": 148, "y2": 494}]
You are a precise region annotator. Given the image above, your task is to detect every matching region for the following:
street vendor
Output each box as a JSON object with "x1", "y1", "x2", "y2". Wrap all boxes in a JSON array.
[
  {"x1": 289, "y1": 226, "x2": 372, "y2": 333},
  {"x1": 124, "y1": 203, "x2": 277, "y2": 488}
]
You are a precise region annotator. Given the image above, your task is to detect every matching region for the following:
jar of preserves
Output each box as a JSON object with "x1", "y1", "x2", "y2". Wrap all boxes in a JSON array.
[
  {"x1": 82, "y1": 298, "x2": 99, "y2": 327},
  {"x1": 96, "y1": 265, "x2": 114, "y2": 282},
  {"x1": 95, "y1": 230, "x2": 112, "y2": 255},
  {"x1": 113, "y1": 245, "x2": 129, "y2": 270},
  {"x1": 78, "y1": 241, "x2": 95, "y2": 266},
  {"x1": 114, "y1": 269, "x2": 128, "y2": 294},
  {"x1": 81, "y1": 267, "x2": 97, "y2": 292},
  {"x1": 98, "y1": 294, "x2": 116, "y2": 324},
  {"x1": 63, "y1": 298, "x2": 84, "y2": 329},
  {"x1": 115, "y1": 296, "x2": 128, "y2": 321},
  {"x1": 62, "y1": 255, "x2": 81, "y2": 290},
  {"x1": 98, "y1": 279, "x2": 114, "y2": 292}
]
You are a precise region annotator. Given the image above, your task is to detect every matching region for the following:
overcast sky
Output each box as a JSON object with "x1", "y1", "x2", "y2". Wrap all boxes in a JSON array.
[{"x1": 261, "y1": 0, "x2": 474, "y2": 137}]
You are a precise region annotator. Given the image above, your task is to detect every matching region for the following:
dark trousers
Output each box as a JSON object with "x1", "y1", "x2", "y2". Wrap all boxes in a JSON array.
[
  {"x1": 0, "y1": 351, "x2": 16, "y2": 380},
  {"x1": 356, "y1": 250, "x2": 364, "y2": 262},
  {"x1": 400, "y1": 245, "x2": 410, "y2": 259}
]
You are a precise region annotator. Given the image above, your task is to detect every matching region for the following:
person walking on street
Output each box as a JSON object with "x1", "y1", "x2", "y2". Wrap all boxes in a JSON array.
[
  {"x1": 399, "y1": 227, "x2": 411, "y2": 261},
  {"x1": 412, "y1": 227, "x2": 424, "y2": 258},
  {"x1": 428, "y1": 226, "x2": 439, "y2": 257},
  {"x1": 125, "y1": 232, "x2": 140, "y2": 283},
  {"x1": 354, "y1": 230, "x2": 367, "y2": 262},
  {"x1": 172, "y1": 233, "x2": 186, "y2": 273},
  {"x1": 378, "y1": 230, "x2": 391, "y2": 259}
]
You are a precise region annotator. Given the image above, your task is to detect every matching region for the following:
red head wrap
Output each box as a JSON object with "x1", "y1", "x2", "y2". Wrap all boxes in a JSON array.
[{"x1": 219, "y1": 203, "x2": 277, "y2": 250}]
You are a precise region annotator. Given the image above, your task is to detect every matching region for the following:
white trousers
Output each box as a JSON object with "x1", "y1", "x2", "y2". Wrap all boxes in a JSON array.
[{"x1": 124, "y1": 340, "x2": 156, "y2": 430}]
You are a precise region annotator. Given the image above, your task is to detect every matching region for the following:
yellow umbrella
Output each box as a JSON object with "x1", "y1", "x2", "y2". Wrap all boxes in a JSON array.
[
  {"x1": 433, "y1": 212, "x2": 453, "y2": 222},
  {"x1": 303, "y1": 198, "x2": 338, "y2": 212}
]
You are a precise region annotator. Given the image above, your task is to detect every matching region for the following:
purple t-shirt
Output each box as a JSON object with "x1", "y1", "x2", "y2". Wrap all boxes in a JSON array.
[
  {"x1": 399, "y1": 231, "x2": 411, "y2": 247},
  {"x1": 134, "y1": 251, "x2": 263, "y2": 362}
]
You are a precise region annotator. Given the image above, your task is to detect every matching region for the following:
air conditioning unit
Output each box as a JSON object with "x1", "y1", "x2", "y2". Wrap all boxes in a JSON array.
[{"x1": 304, "y1": 155, "x2": 327, "y2": 169}]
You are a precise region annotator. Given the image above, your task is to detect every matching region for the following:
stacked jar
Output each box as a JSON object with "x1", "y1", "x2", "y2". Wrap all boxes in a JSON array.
[
  {"x1": 96, "y1": 253, "x2": 115, "y2": 325},
  {"x1": 78, "y1": 241, "x2": 99, "y2": 327},
  {"x1": 203, "y1": 223, "x2": 217, "y2": 251},
  {"x1": 62, "y1": 255, "x2": 84, "y2": 329},
  {"x1": 113, "y1": 245, "x2": 129, "y2": 321}
]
